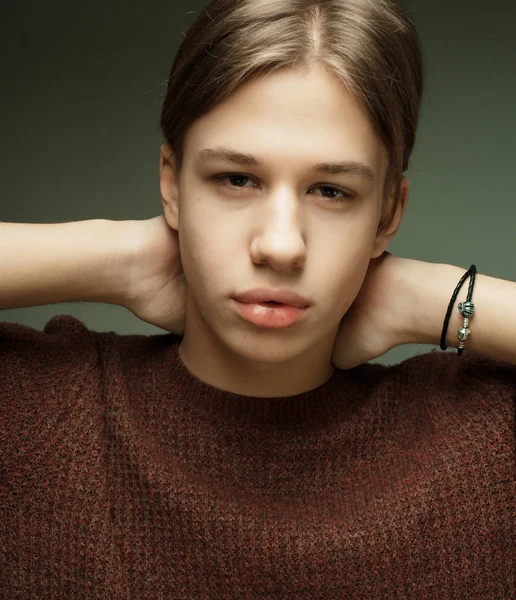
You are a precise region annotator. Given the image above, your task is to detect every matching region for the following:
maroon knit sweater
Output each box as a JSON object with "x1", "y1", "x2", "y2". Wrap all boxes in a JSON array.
[{"x1": 1, "y1": 314, "x2": 514, "y2": 598}]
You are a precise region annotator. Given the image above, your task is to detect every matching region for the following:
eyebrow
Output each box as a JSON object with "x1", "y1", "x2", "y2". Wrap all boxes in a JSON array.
[{"x1": 196, "y1": 147, "x2": 376, "y2": 183}]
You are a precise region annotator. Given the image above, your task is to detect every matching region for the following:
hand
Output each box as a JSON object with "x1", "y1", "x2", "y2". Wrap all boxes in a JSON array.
[
  {"x1": 331, "y1": 252, "x2": 412, "y2": 370},
  {"x1": 123, "y1": 215, "x2": 187, "y2": 335}
]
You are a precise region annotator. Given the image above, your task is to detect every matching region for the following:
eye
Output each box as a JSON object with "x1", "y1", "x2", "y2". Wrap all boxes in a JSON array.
[
  {"x1": 211, "y1": 174, "x2": 355, "y2": 203},
  {"x1": 313, "y1": 185, "x2": 355, "y2": 202},
  {"x1": 214, "y1": 174, "x2": 257, "y2": 190}
]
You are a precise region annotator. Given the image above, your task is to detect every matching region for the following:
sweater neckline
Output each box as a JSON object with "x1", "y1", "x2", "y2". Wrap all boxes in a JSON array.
[{"x1": 159, "y1": 336, "x2": 368, "y2": 430}]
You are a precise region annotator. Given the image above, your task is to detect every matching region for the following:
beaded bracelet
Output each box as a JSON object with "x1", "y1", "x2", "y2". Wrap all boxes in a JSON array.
[{"x1": 440, "y1": 265, "x2": 476, "y2": 356}]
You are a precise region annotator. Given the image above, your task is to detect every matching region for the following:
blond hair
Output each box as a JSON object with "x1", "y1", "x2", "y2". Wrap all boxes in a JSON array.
[{"x1": 160, "y1": 0, "x2": 424, "y2": 235}]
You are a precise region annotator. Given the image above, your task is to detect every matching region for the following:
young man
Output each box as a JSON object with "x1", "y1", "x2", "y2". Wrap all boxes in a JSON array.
[{"x1": 1, "y1": 1, "x2": 514, "y2": 597}]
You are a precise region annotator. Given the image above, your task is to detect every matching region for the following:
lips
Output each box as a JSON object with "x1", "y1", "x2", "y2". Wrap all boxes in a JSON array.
[
  {"x1": 232, "y1": 298, "x2": 309, "y2": 328},
  {"x1": 233, "y1": 288, "x2": 311, "y2": 309}
]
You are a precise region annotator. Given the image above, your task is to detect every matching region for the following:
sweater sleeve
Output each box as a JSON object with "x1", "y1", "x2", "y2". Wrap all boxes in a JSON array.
[{"x1": 0, "y1": 314, "x2": 104, "y2": 471}]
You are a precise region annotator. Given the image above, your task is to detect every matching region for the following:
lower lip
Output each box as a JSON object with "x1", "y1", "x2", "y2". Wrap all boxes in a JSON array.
[{"x1": 232, "y1": 299, "x2": 309, "y2": 329}]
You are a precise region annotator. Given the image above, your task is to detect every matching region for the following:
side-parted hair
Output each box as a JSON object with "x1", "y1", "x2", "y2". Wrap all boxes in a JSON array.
[{"x1": 160, "y1": 0, "x2": 424, "y2": 235}]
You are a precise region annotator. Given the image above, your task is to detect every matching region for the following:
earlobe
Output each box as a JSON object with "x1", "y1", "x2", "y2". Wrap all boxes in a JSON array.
[{"x1": 159, "y1": 143, "x2": 180, "y2": 231}]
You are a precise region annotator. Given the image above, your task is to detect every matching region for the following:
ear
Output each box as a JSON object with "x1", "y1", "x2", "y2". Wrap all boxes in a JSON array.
[
  {"x1": 371, "y1": 176, "x2": 410, "y2": 259},
  {"x1": 159, "y1": 143, "x2": 180, "y2": 231}
]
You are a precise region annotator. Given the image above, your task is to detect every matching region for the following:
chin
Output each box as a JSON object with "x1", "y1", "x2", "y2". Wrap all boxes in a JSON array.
[{"x1": 223, "y1": 333, "x2": 313, "y2": 364}]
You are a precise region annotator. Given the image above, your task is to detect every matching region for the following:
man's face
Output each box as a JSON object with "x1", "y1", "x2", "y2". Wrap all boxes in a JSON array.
[{"x1": 160, "y1": 64, "x2": 404, "y2": 396}]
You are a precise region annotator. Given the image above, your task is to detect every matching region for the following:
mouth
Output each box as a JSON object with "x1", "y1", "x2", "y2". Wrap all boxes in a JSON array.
[
  {"x1": 233, "y1": 289, "x2": 311, "y2": 309},
  {"x1": 232, "y1": 298, "x2": 310, "y2": 329}
]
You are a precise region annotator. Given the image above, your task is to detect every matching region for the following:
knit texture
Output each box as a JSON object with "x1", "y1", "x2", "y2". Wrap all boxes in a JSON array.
[{"x1": 1, "y1": 314, "x2": 514, "y2": 599}]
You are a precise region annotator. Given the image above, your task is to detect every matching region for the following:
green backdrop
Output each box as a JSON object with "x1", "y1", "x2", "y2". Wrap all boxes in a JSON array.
[{"x1": 1, "y1": 0, "x2": 514, "y2": 366}]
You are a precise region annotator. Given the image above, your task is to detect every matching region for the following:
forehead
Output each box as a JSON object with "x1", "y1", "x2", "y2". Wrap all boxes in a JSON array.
[{"x1": 185, "y1": 65, "x2": 388, "y2": 179}]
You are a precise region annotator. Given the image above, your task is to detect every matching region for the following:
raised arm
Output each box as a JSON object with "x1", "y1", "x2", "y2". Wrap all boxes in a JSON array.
[{"x1": 0, "y1": 219, "x2": 134, "y2": 310}]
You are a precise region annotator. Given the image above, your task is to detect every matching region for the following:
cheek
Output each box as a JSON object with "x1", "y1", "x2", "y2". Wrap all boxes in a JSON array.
[
  {"x1": 323, "y1": 243, "x2": 375, "y2": 313},
  {"x1": 178, "y1": 210, "x2": 232, "y2": 291}
]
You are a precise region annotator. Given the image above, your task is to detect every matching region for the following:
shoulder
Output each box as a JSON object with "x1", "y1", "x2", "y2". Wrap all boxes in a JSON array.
[
  {"x1": 392, "y1": 349, "x2": 516, "y2": 423},
  {"x1": 394, "y1": 348, "x2": 516, "y2": 389},
  {"x1": 0, "y1": 314, "x2": 101, "y2": 366}
]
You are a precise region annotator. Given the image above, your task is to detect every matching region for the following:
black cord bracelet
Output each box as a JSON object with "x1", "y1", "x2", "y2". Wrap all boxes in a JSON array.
[{"x1": 440, "y1": 265, "x2": 477, "y2": 356}]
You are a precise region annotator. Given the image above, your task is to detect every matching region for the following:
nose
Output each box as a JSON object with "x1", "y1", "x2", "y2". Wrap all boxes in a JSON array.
[{"x1": 249, "y1": 193, "x2": 307, "y2": 271}]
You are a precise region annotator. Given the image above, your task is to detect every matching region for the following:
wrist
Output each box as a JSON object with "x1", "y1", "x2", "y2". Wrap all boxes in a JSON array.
[
  {"x1": 98, "y1": 218, "x2": 142, "y2": 307},
  {"x1": 400, "y1": 258, "x2": 467, "y2": 348}
]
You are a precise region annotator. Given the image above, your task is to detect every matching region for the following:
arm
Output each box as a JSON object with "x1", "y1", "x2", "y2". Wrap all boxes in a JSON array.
[{"x1": 0, "y1": 219, "x2": 134, "y2": 310}]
